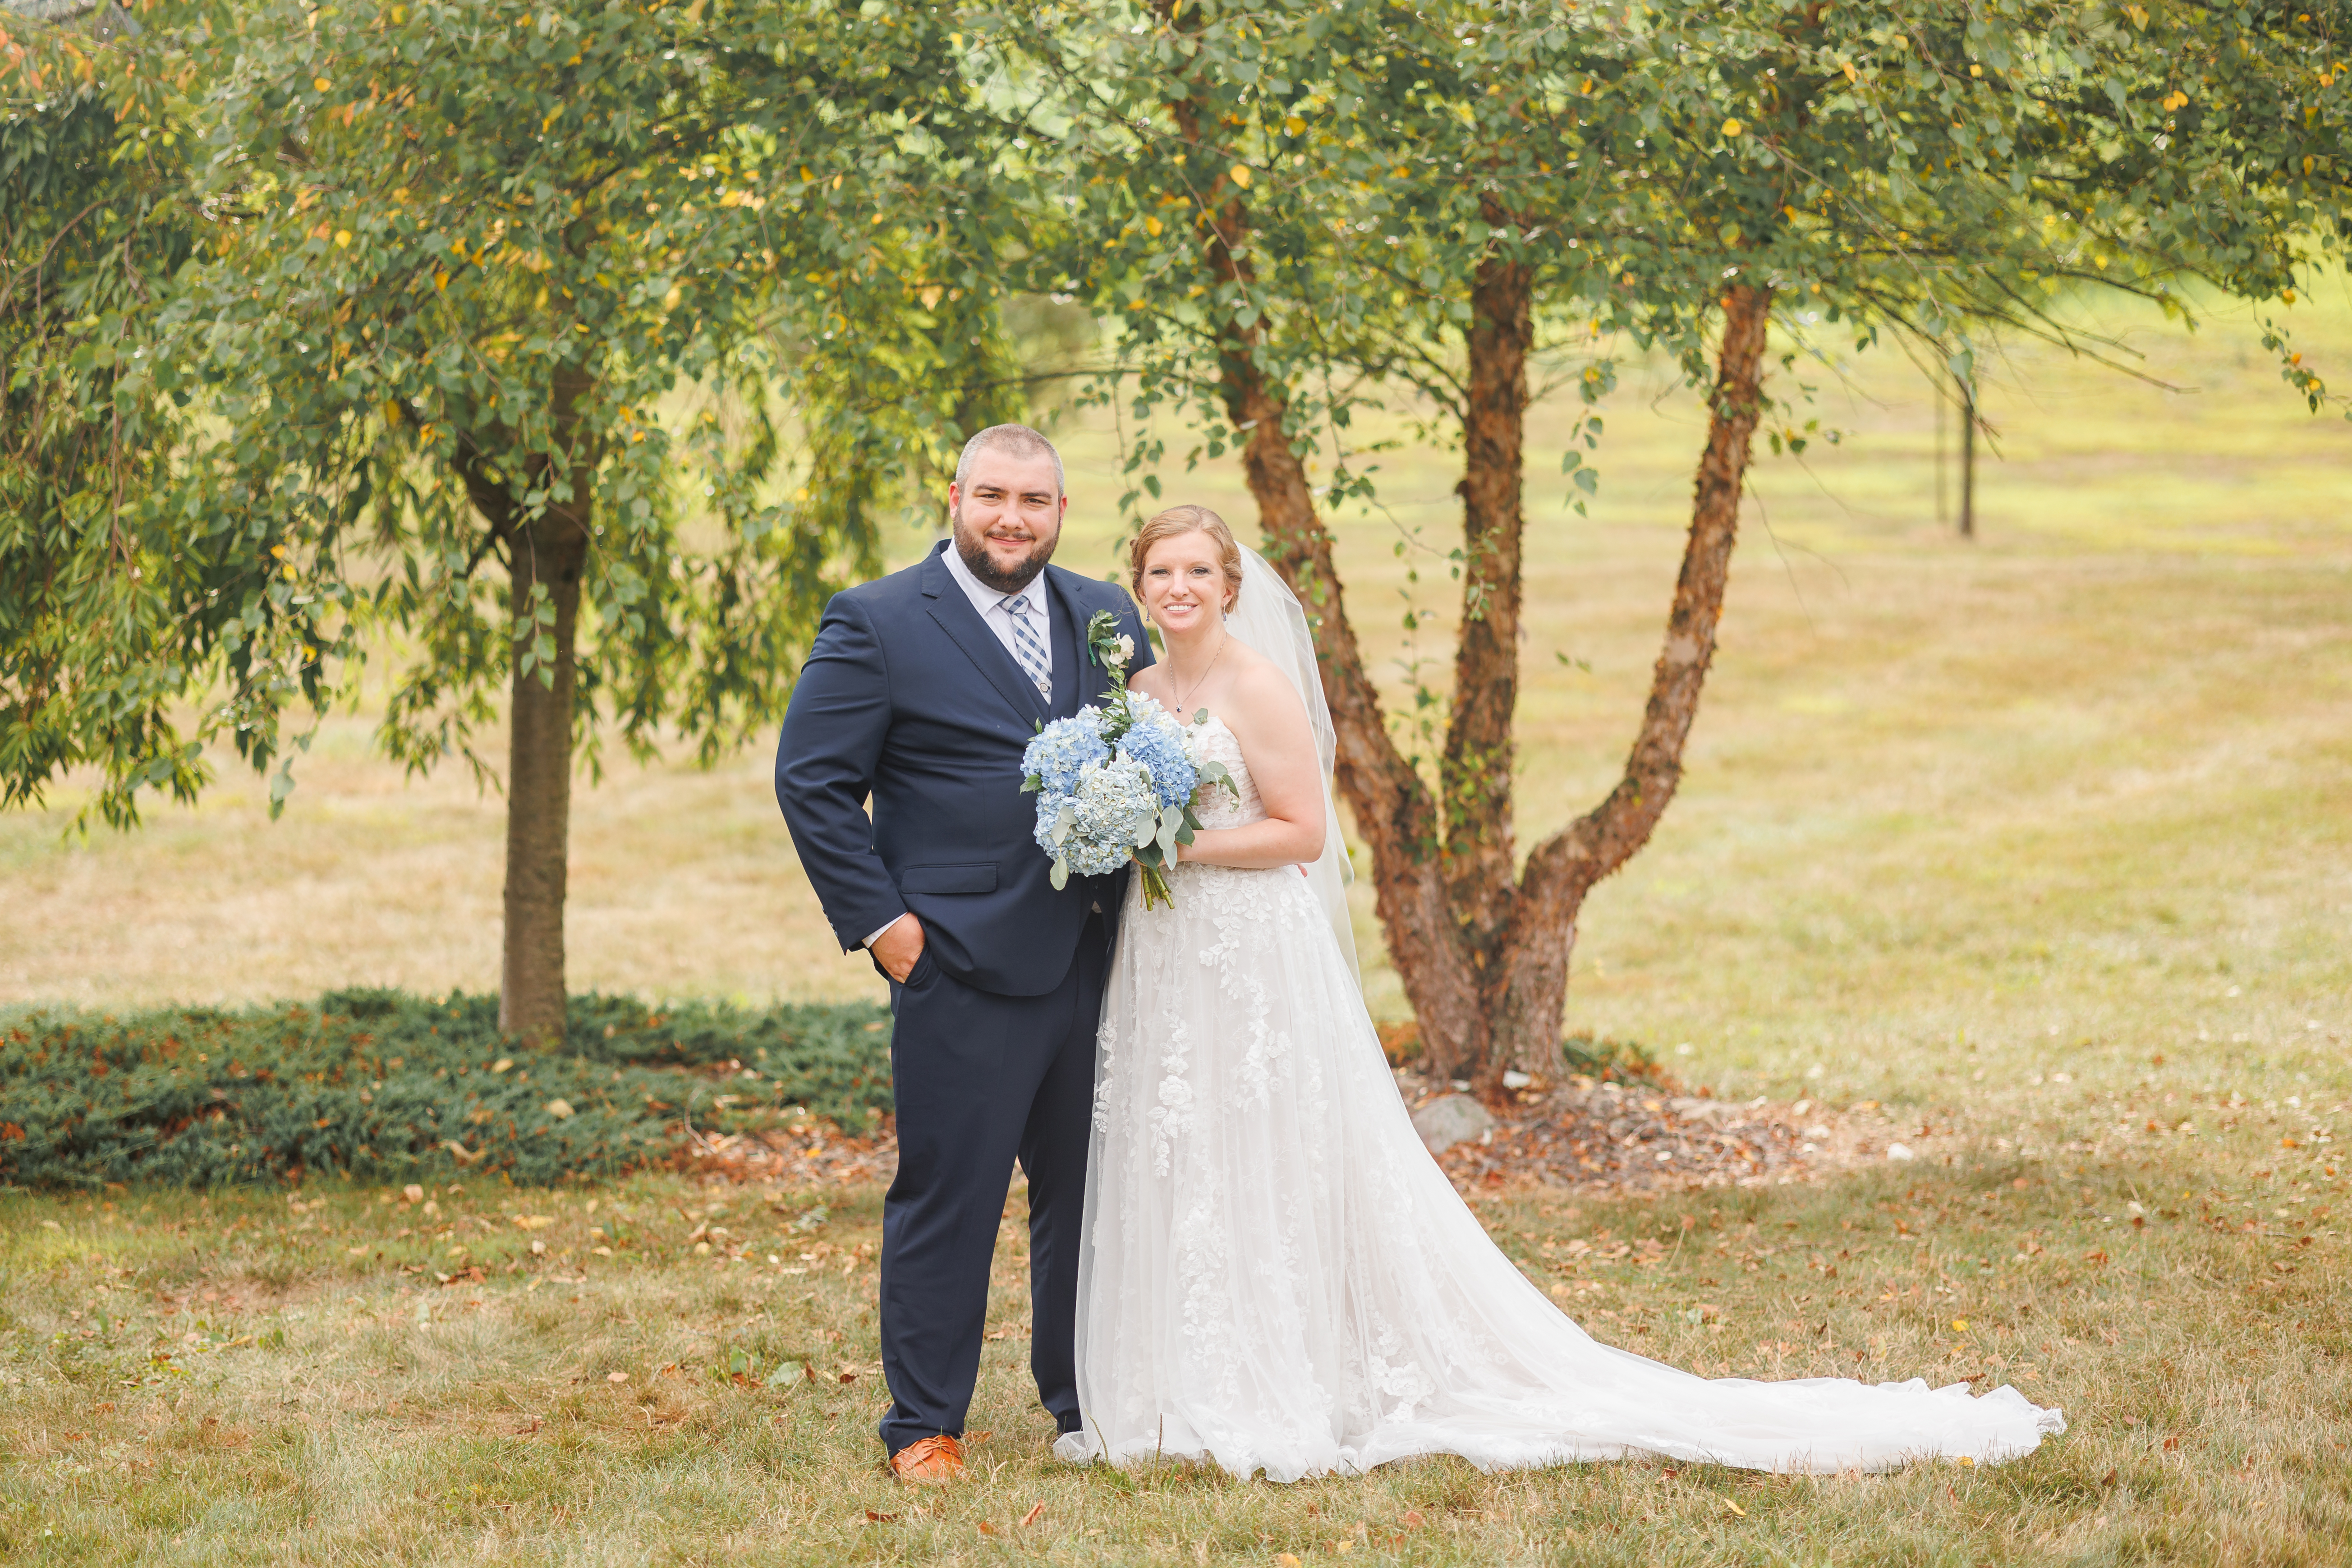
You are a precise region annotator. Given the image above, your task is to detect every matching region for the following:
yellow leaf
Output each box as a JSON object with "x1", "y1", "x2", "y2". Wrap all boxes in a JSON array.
[
  {"x1": 492, "y1": 1058, "x2": 513, "y2": 1074},
  {"x1": 514, "y1": 1214, "x2": 555, "y2": 1229},
  {"x1": 1951, "y1": 1318, "x2": 1969, "y2": 1333},
  {"x1": 1144, "y1": 215, "x2": 1163, "y2": 237},
  {"x1": 1229, "y1": 163, "x2": 1253, "y2": 188},
  {"x1": 543, "y1": 1099, "x2": 574, "y2": 1120},
  {"x1": 334, "y1": 230, "x2": 352, "y2": 248},
  {"x1": 314, "y1": 77, "x2": 332, "y2": 93},
  {"x1": 917, "y1": 284, "x2": 945, "y2": 309},
  {"x1": 1284, "y1": 115, "x2": 1306, "y2": 136},
  {"x1": 1724, "y1": 1498, "x2": 1747, "y2": 1516},
  {"x1": 1722, "y1": 118, "x2": 1744, "y2": 138}
]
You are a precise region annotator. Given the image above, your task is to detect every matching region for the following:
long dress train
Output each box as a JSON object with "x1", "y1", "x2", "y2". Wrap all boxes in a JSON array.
[{"x1": 1056, "y1": 717, "x2": 2063, "y2": 1481}]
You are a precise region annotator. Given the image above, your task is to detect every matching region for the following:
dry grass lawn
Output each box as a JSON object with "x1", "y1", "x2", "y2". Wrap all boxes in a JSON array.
[{"x1": 4, "y1": 286, "x2": 2351, "y2": 1562}]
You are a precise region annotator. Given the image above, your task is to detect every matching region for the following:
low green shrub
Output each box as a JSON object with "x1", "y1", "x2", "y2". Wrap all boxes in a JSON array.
[{"x1": 0, "y1": 990, "x2": 893, "y2": 1191}]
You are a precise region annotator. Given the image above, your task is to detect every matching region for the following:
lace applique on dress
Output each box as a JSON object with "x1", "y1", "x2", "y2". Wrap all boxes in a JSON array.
[{"x1": 1061, "y1": 716, "x2": 2063, "y2": 1481}]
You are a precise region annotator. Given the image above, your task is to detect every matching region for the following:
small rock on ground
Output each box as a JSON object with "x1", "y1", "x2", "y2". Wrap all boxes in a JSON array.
[{"x1": 1410, "y1": 1094, "x2": 1498, "y2": 1154}]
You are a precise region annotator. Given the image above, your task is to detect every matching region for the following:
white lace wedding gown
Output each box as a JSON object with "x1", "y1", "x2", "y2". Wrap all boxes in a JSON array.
[{"x1": 1056, "y1": 716, "x2": 2063, "y2": 1481}]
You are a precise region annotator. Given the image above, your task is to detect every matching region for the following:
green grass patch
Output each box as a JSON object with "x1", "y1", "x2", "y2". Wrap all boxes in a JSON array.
[
  {"x1": 0, "y1": 1146, "x2": 2343, "y2": 1564},
  {"x1": 0, "y1": 990, "x2": 892, "y2": 1191}
]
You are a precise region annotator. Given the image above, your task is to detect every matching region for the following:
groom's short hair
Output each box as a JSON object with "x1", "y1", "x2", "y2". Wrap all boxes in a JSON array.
[{"x1": 954, "y1": 424, "x2": 1064, "y2": 497}]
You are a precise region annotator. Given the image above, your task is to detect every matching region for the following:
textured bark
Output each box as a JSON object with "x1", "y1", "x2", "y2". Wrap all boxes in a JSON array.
[
  {"x1": 498, "y1": 513, "x2": 586, "y2": 1044},
  {"x1": 1445, "y1": 235, "x2": 1534, "y2": 990},
  {"x1": 459, "y1": 374, "x2": 595, "y2": 1044},
  {"x1": 1498, "y1": 282, "x2": 1775, "y2": 1066}
]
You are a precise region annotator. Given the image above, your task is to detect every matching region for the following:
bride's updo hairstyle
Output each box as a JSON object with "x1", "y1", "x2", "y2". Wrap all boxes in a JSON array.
[{"x1": 1129, "y1": 505, "x2": 1244, "y2": 614}]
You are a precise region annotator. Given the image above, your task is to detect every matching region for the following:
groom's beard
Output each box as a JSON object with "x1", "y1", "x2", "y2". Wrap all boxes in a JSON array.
[{"x1": 951, "y1": 506, "x2": 1060, "y2": 593}]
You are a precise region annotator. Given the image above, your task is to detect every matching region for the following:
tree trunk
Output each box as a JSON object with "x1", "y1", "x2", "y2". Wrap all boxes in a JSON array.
[
  {"x1": 1498, "y1": 281, "x2": 1775, "y2": 1068},
  {"x1": 1447, "y1": 231, "x2": 1534, "y2": 1038},
  {"x1": 498, "y1": 506, "x2": 587, "y2": 1043},
  {"x1": 459, "y1": 380, "x2": 594, "y2": 1045},
  {"x1": 1158, "y1": 46, "x2": 1769, "y2": 1086},
  {"x1": 1166, "y1": 91, "x2": 1489, "y2": 1081},
  {"x1": 1957, "y1": 373, "x2": 1976, "y2": 539}
]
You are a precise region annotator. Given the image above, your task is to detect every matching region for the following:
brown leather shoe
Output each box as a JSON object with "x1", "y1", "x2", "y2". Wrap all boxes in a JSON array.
[{"x1": 890, "y1": 1434, "x2": 967, "y2": 1485}]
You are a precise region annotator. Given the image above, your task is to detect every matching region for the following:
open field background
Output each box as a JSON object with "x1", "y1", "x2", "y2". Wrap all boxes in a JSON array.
[{"x1": 4, "y1": 286, "x2": 2350, "y2": 1562}]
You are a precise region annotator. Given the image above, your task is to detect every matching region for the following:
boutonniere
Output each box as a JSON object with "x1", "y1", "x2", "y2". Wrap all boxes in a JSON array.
[{"x1": 1083, "y1": 609, "x2": 1136, "y2": 684}]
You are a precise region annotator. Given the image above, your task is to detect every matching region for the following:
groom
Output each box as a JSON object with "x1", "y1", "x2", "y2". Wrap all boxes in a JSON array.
[{"x1": 774, "y1": 424, "x2": 1152, "y2": 1482}]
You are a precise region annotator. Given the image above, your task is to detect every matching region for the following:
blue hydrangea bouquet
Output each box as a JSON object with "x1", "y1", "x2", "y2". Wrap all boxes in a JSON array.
[{"x1": 1021, "y1": 611, "x2": 1231, "y2": 910}]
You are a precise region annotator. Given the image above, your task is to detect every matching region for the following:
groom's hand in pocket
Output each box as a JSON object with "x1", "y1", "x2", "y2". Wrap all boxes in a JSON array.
[{"x1": 870, "y1": 913, "x2": 927, "y2": 984}]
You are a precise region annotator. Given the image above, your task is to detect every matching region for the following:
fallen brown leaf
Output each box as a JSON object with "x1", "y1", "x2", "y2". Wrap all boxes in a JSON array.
[{"x1": 1020, "y1": 1501, "x2": 1046, "y2": 1527}]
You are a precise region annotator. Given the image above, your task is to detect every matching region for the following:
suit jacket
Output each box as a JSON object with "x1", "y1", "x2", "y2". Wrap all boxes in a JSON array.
[{"x1": 775, "y1": 539, "x2": 1157, "y2": 997}]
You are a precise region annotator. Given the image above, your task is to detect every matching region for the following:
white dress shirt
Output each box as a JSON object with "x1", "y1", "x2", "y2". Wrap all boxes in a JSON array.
[
  {"x1": 865, "y1": 542, "x2": 1053, "y2": 952},
  {"x1": 939, "y1": 536, "x2": 1052, "y2": 687}
]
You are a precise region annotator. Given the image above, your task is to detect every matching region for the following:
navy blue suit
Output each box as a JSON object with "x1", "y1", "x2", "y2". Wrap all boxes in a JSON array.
[{"x1": 774, "y1": 539, "x2": 1153, "y2": 1453}]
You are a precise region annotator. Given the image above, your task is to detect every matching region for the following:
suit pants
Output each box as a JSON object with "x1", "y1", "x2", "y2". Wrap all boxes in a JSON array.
[{"x1": 876, "y1": 913, "x2": 1107, "y2": 1455}]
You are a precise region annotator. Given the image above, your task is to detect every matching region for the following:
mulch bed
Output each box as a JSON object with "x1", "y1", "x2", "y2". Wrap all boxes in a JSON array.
[
  {"x1": 675, "y1": 1071, "x2": 1912, "y2": 1197},
  {"x1": 1403, "y1": 1069, "x2": 1901, "y2": 1198}
]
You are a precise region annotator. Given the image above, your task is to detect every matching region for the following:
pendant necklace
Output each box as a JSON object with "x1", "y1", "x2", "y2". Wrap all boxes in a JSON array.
[{"x1": 1169, "y1": 629, "x2": 1228, "y2": 718}]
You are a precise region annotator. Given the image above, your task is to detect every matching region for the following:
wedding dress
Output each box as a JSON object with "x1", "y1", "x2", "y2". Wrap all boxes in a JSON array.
[{"x1": 1055, "y1": 564, "x2": 2063, "y2": 1482}]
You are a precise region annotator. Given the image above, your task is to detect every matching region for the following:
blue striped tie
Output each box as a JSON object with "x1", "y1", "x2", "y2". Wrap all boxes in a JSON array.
[{"x1": 1001, "y1": 594, "x2": 1052, "y2": 700}]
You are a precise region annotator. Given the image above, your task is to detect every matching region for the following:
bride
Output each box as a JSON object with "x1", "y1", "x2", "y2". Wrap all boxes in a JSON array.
[{"x1": 1054, "y1": 504, "x2": 2064, "y2": 1481}]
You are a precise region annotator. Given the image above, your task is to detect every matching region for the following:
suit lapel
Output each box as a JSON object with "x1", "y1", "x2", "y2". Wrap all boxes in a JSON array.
[
  {"x1": 920, "y1": 544, "x2": 1048, "y2": 726},
  {"x1": 1045, "y1": 569, "x2": 1107, "y2": 718}
]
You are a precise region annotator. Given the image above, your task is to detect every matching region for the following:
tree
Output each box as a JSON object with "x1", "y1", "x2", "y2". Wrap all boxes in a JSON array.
[
  {"x1": 1017, "y1": 0, "x2": 2342, "y2": 1084},
  {"x1": 4, "y1": 1, "x2": 1013, "y2": 1040},
  {"x1": 2, "y1": 7, "x2": 211, "y2": 825}
]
